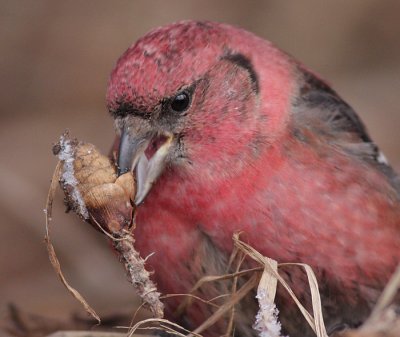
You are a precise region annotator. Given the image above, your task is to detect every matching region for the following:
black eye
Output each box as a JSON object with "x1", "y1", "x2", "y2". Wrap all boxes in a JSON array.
[{"x1": 170, "y1": 91, "x2": 191, "y2": 112}]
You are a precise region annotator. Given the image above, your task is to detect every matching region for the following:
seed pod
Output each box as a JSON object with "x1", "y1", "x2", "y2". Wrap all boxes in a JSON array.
[{"x1": 53, "y1": 132, "x2": 135, "y2": 236}]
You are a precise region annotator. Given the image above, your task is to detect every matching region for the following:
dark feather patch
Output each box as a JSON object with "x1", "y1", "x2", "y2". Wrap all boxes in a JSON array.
[
  {"x1": 222, "y1": 52, "x2": 259, "y2": 93},
  {"x1": 109, "y1": 98, "x2": 152, "y2": 119},
  {"x1": 300, "y1": 70, "x2": 336, "y2": 96}
]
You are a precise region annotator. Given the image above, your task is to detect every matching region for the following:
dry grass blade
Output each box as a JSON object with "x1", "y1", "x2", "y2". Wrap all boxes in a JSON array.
[
  {"x1": 359, "y1": 263, "x2": 400, "y2": 334},
  {"x1": 44, "y1": 162, "x2": 101, "y2": 324},
  {"x1": 233, "y1": 235, "x2": 328, "y2": 337},
  {"x1": 126, "y1": 318, "x2": 201, "y2": 337},
  {"x1": 258, "y1": 262, "x2": 278, "y2": 304},
  {"x1": 281, "y1": 263, "x2": 327, "y2": 337},
  {"x1": 224, "y1": 250, "x2": 245, "y2": 337},
  {"x1": 175, "y1": 267, "x2": 262, "y2": 316},
  {"x1": 162, "y1": 294, "x2": 221, "y2": 308},
  {"x1": 368, "y1": 263, "x2": 400, "y2": 319},
  {"x1": 138, "y1": 272, "x2": 259, "y2": 337},
  {"x1": 188, "y1": 273, "x2": 260, "y2": 337},
  {"x1": 233, "y1": 237, "x2": 314, "y2": 328},
  {"x1": 46, "y1": 332, "x2": 128, "y2": 337}
]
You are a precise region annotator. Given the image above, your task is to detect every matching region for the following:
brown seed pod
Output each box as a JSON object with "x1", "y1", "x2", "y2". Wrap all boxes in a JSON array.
[{"x1": 53, "y1": 132, "x2": 135, "y2": 236}]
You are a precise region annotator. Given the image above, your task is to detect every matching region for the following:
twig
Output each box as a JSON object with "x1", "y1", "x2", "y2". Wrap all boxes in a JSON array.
[{"x1": 113, "y1": 233, "x2": 164, "y2": 319}]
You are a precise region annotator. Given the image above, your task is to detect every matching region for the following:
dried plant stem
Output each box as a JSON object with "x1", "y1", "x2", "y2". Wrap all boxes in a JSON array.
[
  {"x1": 224, "y1": 249, "x2": 246, "y2": 337},
  {"x1": 175, "y1": 267, "x2": 262, "y2": 317},
  {"x1": 113, "y1": 233, "x2": 164, "y2": 319},
  {"x1": 45, "y1": 162, "x2": 101, "y2": 323},
  {"x1": 126, "y1": 318, "x2": 202, "y2": 337},
  {"x1": 49, "y1": 134, "x2": 165, "y2": 321},
  {"x1": 234, "y1": 235, "x2": 328, "y2": 337},
  {"x1": 45, "y1": 158, "x2": 164, "y2": 324},
  {"x1": 359, "y1": 263, "x2": 400, "y2": 334},
  {"x1": 188, "y1": 273, "x2": 260, "y2": 337},
  {"x1": 47, "y1": 332, "x2": 127, "y2": 337},
  {"x1": 368, "y1": 263, "x2": 400, "y2": 319},
  {"x1": 162, "y1": 294, "x2": 222, "y2": 308}
]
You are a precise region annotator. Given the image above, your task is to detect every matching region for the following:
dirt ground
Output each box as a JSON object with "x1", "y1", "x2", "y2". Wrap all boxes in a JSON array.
[{"x1": 1, "y1": 1, "x2": 399, "y2": 335}]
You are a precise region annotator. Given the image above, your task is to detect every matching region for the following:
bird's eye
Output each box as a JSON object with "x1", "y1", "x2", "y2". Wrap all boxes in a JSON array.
[{"x1": 170, "y1": 91, "x2": 191, "y2": 112}]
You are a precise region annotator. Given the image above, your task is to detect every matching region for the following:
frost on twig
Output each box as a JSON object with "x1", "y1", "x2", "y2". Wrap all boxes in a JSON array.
[
  {"x1": 253, "y1": 290, "x2": 282, "y2": 337},
  {"x1": 252, "y1": 248, "x2": 282, "y2": 337},
  {"x1": 56, "y1": 134, "x2": 89, "y2": 219},
  {"x1": 115, "y1": 235, "x2": 164, "y2": 318}
]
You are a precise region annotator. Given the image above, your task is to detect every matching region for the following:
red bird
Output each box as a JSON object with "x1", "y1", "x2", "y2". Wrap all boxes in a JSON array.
[{"x1": 106, "y1": 21, "x2": 400, "y2": 336}]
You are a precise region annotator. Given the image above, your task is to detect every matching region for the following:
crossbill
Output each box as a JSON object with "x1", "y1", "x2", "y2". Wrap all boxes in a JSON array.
[{"x1": 106, "y1": 21, "x2": 400, "y2": 337}]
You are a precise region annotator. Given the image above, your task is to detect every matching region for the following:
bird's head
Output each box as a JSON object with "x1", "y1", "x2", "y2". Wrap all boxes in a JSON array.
[{"x1": 107, "y1": 21, "x2": 294, "y2": 205}]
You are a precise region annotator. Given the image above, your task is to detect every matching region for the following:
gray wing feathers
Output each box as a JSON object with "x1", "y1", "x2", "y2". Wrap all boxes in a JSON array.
[{"x1": 293, "y1": 68, "x2": 400, "y2": 194}]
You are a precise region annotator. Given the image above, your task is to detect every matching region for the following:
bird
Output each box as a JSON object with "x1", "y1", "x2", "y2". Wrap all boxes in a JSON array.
[{"x1": 106, "y1": 21, "x2": 400, "y2": 337}]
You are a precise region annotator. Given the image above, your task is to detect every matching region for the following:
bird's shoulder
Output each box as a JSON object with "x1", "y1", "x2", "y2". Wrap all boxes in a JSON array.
[{"x1": 291, "y1": 67, "x2": 400, "y2": 194}]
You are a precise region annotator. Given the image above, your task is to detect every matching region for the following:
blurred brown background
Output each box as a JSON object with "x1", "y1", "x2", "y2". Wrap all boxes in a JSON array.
[{"x1": 1, "y1": 0, "x2": 399, "y2": 334}]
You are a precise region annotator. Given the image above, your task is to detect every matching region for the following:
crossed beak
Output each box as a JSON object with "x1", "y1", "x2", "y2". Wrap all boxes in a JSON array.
[{"x1": 117, "y1": 126, "x2": 174, "y2": 205}]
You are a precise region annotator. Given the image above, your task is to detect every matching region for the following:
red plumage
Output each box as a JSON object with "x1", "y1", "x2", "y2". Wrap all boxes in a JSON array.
[{"x1": 107, "y1": 21, "x2": 400, "y2": 337}]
